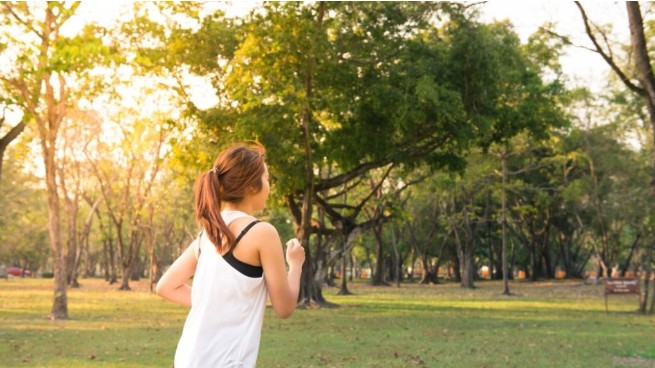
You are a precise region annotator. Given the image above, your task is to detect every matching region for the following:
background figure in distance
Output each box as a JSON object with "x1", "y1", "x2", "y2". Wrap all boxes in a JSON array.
[{"x1": 156, "y1": 142, "x2": 305, "y2": 368}]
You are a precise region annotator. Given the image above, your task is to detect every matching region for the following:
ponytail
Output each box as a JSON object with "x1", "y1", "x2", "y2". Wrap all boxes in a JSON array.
[
  {"x1": 194, "y1": 142, "x2": 266, "y2": 253},
  {"x1": 194, "y1": 170, "x2": 235, "y2": 253}
]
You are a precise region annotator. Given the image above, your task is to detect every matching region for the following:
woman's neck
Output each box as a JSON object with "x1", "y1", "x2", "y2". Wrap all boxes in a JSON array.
[{"x1": 222, "y1": 202, "x2": 254, "y2": 216}]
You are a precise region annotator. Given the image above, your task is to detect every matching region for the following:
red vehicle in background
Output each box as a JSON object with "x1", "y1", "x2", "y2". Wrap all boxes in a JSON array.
[{"x1": 7, "y1": 267, "x2": 31, "y2": 277}]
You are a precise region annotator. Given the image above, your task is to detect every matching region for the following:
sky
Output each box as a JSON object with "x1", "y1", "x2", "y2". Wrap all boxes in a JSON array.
[{"x1": 481, "y1": 1, "x2": 629, "y2": 93}]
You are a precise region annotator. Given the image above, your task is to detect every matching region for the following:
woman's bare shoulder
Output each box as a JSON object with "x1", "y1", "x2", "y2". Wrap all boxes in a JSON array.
[{"x1": 249, "y1": 221, "x2": 279, "y2": 238}]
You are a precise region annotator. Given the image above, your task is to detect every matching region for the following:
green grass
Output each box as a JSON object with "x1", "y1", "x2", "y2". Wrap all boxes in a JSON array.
[{"x1": 1, "y1": 278, "x2": 653, "y2": 368}]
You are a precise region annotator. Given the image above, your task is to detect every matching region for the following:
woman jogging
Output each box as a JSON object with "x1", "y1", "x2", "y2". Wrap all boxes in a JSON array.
[{"x1": 156, "y1": 142, "x2": 305, "y2": 368}]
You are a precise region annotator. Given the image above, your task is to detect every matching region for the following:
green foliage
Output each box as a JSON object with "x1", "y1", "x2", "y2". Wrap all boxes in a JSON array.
[
  {"x1": 167, "y1": 2, "x2": 567, "y2": 209},
  {"x1": 447, "y1": 18, "x2": 568, "y2": 148},
  {"x1": 51, "y1": 24, "x2": 119, "y2": 73},
  {"x1": 524, "y1": 22, "x2": 566, "y2": 76}
]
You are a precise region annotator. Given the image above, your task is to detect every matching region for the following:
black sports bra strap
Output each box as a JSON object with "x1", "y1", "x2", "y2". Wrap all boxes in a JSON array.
[
  {"x1": 231, "y1": 220, "x2": 261, "y2": 251},
  {"x1": 197, "y1": 220, "x2": 260, "y2": 258}
]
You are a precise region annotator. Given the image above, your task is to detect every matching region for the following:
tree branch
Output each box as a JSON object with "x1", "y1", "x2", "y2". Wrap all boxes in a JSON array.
[
  {"x1": 574, "y1": 1, "x2": 645, "y2": 96},
  {"x1": 314, "y1": 133, "x2": 449, "y2": 192},
  {"x1": 1, "y1": 3, "x2": 44, "y2": 40},
  {"x1": 353, "y1": 164, "x2": 394, "y2": 214},
  {"x1": 0, "y1": 120, "x2": 26, "y2": 152},
  {"x1": 537, "y1": 26, "x2": 598, "y2": 53}
]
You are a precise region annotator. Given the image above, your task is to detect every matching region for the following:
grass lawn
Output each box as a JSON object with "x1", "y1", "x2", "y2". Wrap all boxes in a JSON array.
[{"x1": 1, "y1": 278, "x2": 653, "y2": 368}]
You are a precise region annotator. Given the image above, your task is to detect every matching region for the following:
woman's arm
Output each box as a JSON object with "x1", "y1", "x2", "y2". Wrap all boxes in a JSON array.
[
  {"x1": 155, "y1": 241, "x2": 198, "y2": 307},
  {"x1": 256, "y1": 223, "x2": 305, "y2": 319}
]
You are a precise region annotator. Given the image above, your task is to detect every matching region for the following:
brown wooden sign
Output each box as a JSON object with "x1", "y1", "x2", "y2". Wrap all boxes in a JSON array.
[
  {"x1": 605, "y1": 278, "x2": 640, "y2": 294},
  {"x1": 604, "y1": 278, "x2": 640, "y2": 313}
]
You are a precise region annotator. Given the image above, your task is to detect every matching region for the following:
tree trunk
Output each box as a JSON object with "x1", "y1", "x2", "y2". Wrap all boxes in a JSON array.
[
  {"x1": 293, "y1": 195, "x2": 335, "y2": 306},
  {"x1": 626, "y1": 2, "x2": 655, "y2": 315},
  {"x1": 384, "y1": 257, "x2": 395, "y2": 284},
  {"x1": 453, "y1": 223, "x2": 475, "y2": 289},
  {"x1": 649, "y1": 265, "x2": 654, "y2": 314},
  {"x1": 65, "y1": 200, "x2": 80, "y2": 287},
  {"x1": 391, "y1": 226, "x2": 402, "y2": 287},
  {"x1": 337, "y1": 254, "x2": 352, "y2": 295},
  {"x1": 82, "y1": 196, "x2": 102, "y2": 277},
  {"x1": 453, "y1": 255, "x2": 461, "y2": 282},
  {"x1": 460, "y1": 248, "x2": 476, "y2": 289},
  {"x1": 46, "y1": 149, "x2": 68, "y2": 319},
  {"x1": 529, "y1": 241, "x2": 539, "y2": 281},
  {"x1": 117, "y1": 227, "x2": 141, "y2": 290},
  {"x1": 131, "y1": 234, "x2": 143, "y2": 282},
  {"x1": 371, "y1": 225, "x2": 389, "y2": 286},
  {"x1": 144, "y1": 205, "x2": 157, "y2": 292},
  {"x1": 148, "y1": 251, "x2": 158, "y2": 292},
  {"x1": 41, "y1": 119, "x2": 67, "y2": 317},
  {"x1": 147, "y1": 238, "x2": 157, "y2": 293},
  {"x1": 407, "y1": 251, "x2": 416, "y2": 282},
  {"x1": 96, "y1": 210, "x2": 117, "y2": 284},
  {"x1": 102, "y1": 239, "x2": 110, "y2": 281},
  {"x1": 501, "y1": 153, "x2": 510, "y2": 295},
  {"x1": 297, "y1": 191, "x2": 322, "y2": 305},
  {"x1": 116, "y1": 224, "x2": 131, "y2": 290},
  {"x1": 419, "y1": 252, "x2": 431, "y2": 284},
  {"x1": 541, "y1": 238, "x2": 554, "y2": 279},
  {"x1": 392, "y1": 246, "x2": 403, "y2": 287},
  {"x1": 108, "y1": 237, "x2": 117, "y2": 284},
  {"x1": 66, "y1": 234, "x2": 79, "y2": 287},
  {"x1": 639, "y1": 249, "x2": 652, "y2": 314},
  {"x1": 336, "y1": 228, "x2": 357, "y2": 295},
  {"x1": 620, "y1": 233, "x2": 640, "y2": 276},
  {"x1": 119, "y1": 264, "x2": 133, "y2": 291},
  {"x1": 559, "y1": 234, "x2": 573, "y2": 278},
  {"x1": 70, "y1": 238, "x2": 83, "y2": 287},
  {"x1": 432, "y1": 239, "x2": 449, "y2": 285},
  {"x1": 431, "y1": 258, "x2": 442, "y2": 285},
  {"x1": 42, "y1": 87, "x2": 68, "y2": 318}
]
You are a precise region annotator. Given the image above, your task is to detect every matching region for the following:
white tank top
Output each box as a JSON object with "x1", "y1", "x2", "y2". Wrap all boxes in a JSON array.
[{"x1": 174, "y1": 211, "x2": 268, "y2": 368}]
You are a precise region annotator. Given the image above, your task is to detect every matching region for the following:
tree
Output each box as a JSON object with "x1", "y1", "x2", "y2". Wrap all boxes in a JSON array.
[
  {"x1": 160, "y1": 2, "x2": 567, "y2": 301},
  {"x1": 55, "y1": 109, "x2": 105, "y2": 287},
  {"x1": 86, "y1": 115, "x2": 170, "y2": 291},
  {"x1": 446, "y1": 153, "x2": 495, "y2": 288},
  {"x1": 188, "y1": 2, "x2": 470, "y2": 304},
  {"x1": 143, "y1": 170, "x2": 196, "y2": 292},
  {"x1": 575, "y1": 1, "x2": 655, "y2": 313},
  {"x1": 445, "y1": 14, "x2": 567, "y2": 288},
  {"x1": 403, "y1": 174, "x2": 453, "y2": 285},
  {"x1": 0, "y1": 2, "x2": 115, "y2": 319}
]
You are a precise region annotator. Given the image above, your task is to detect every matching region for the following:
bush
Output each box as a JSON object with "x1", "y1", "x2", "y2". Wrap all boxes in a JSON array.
[{"x1": 41, "y1": 272, "x2": 54, "y2": 279}]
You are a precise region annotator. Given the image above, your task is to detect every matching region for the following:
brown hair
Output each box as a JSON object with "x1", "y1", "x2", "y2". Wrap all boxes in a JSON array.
[{"x1": 194, "y1": 142, "x2": 266, "y2": 253}]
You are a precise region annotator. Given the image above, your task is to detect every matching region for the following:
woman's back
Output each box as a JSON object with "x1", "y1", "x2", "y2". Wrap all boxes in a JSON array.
[
  {"x1": 175, "y1": 211, "x2": 267, "y2": 368},
  {"x1": 156, "y1": 143, "x2": 305, "y2": 368}
]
